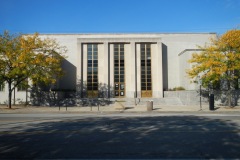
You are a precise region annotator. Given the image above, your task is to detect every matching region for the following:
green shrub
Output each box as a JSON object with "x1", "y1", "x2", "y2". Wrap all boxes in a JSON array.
[
  {"x1": 173, "y1": 86, "x2": 185, "y2": 91},
  {"x1": 168, "y1": 86, "x2": 185, "y2": 91}
]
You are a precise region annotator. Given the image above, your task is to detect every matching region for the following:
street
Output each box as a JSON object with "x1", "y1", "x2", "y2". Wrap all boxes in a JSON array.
[{"x1": 0, "y1": 113, "x2": 240, "y2": 159}]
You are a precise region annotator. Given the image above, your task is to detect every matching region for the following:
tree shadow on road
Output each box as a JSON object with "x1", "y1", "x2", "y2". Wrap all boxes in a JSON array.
[{"x1": 0, "y1": 116, "x2": 240, "y2": 159}]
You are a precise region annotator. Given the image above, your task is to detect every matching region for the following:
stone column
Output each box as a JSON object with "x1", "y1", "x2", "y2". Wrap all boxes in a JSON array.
[
  {"x1": 82, "y1": 44, "x2": 88, "y2": 97},
  {"x1": 109, "y1": 44, "x2": 114, "y2": 98},
  {"x1": 125, "y1": 42, "x2": 135, "y2": 98},
  {"x1": 136, "y1": 43, "x2": 141, "y2": 98},
  {"x1": 151, "y1": 42, "x2": 163, "y2": 98},
  {"x1": 98, "y1": 42, "x2": 108, "y2": 98}
]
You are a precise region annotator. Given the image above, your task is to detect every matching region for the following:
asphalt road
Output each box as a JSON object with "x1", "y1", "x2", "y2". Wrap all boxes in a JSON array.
[{"x1": 0, "y1": 113, "x2": 240, "y2": 159}]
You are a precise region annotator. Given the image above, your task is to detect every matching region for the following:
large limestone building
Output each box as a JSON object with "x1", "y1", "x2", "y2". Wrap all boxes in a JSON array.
[{"x1": 0, "y1": 33, "x2": 216, "y2": 104}]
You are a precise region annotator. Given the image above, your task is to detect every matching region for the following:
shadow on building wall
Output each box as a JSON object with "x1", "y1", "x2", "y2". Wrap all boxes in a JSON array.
[
  {"x1": 30, "y1": 59, "x2": 77, "y2": 106},
  {"x1": 30, "y1": 79, "x2": 114, "y2": 107},
  {"x1": 200, "y1": 89, "x2": 240, "y2": 106}
]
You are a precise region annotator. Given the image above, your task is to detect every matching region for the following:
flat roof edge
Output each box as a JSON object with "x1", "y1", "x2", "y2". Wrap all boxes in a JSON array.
[{"x1": 24, "y1": 32, "x2": 217, "y2": 35}]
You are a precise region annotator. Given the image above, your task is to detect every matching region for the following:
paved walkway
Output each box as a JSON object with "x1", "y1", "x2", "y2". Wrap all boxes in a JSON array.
[{"x1": 1, "y1": 104, "x2": 240, "y2": 114}]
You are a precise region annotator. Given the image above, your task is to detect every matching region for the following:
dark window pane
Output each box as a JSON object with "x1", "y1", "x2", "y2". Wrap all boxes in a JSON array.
[
  {"x1": 115, "y1": 83, "x2": 119, "y2": 90},
  {"x1": 88, "y1": 55, "x2": 92, "y2": 59},
  {"x1": 93, "y1": 86, "x2": 98, "y2": 90},
  {"x1": 93, "y1": 45, "x2": 97, "y2": 51},
  {"x1": 141, "y1": 86, "x2": 146, "y2": 90},
  {"x1": 141, "y1": 83, "x2": 146, "y2": 87},
  {"x1": 87, "y1": 86, "x2": 92, "y2": 90},
  {"x1": 115, "y1": 91, "x2": 119, "y2": 96},
  {"x1": 120, "y1": 84, "x2": 124, "y2": 90},
  {"x1": 92, "y1": 83, "x2": 98, "y2": 86},
  {"x1": 120, "y1": 91, "x2": 124, "y2": 96},
  {"x1": 87, "y1": 45, "x2": 92, "y2": 50}
]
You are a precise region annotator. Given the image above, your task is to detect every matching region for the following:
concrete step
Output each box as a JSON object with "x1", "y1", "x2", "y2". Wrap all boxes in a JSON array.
[{"x1": 114, "y1": 97, "x2": 184, "y2": 106}]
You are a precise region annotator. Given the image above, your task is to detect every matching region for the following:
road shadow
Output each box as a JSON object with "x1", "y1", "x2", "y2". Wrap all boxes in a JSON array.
[{"x1": 0, "y1": 116, "x2": 240, "y2": 159}]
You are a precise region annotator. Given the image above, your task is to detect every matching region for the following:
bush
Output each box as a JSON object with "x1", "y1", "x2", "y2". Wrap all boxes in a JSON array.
[{"x1": 168, "y1": 86, "x2": 185, "y2": 91}]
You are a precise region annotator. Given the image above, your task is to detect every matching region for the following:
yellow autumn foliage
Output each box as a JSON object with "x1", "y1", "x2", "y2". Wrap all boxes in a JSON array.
[
  {"x1": 0, "y1": 31, "x2": 67, "y2": 108},
  {"x1": 187, "y1": 29, "x2": 240, "y2": 88}
]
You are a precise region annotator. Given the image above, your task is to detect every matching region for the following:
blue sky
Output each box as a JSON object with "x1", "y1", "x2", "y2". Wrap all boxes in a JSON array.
[{"x1": 0, "y1": 0, "x2": 239, "y2": 34}]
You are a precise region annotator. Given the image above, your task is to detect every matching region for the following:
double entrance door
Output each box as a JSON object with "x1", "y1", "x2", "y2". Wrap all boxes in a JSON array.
[{"x1": 115, "y1": 83, "x2": 125, "y2": 97}]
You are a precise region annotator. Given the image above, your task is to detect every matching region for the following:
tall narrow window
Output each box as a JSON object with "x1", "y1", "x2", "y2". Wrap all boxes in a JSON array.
[
  {"x1": 0, "y1": 82, "x2": 4, "y2": 91},
  {"x1": 87, "y1": 44, "x2": 98, "y2": 98},
  {"x1": 114, "y1": 44, "x2": 125, "y2": 97},
  {"x1": 141, "y1": 44, "x2": 152, "y2": 97},
  {"x1": 17, "y1": 80, "x2": 28, "y2": 91}
]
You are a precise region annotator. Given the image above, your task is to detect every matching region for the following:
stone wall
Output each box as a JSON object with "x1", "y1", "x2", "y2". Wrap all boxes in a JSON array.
[{"x1": 164, "y1": 90, "x2": 240, "y2": 106}]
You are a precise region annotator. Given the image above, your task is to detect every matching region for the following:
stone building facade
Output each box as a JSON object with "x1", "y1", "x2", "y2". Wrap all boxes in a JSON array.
[{"x1": 0, "y1": 33, "x2": 216, "y2": 104}]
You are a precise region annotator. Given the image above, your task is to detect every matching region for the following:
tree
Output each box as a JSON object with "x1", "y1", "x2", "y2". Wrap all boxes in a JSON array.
[
  {"x1": 187, "y1": 29, "x2": 240, "y2": 106},
  {"x1": 0, "y1": 31, "x2": 66, "y2": 108}
]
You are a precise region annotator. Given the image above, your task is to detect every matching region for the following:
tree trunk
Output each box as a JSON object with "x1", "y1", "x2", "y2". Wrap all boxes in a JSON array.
[
  {"x1": 8, "y1": 81, "x2": 12, "y2": 109},
  {"x1": 228, "y1": 79, "x2": 235, "y2": 108},
  {"x1": 228, "y1": 91, "x2": 231, "y2": 107}
]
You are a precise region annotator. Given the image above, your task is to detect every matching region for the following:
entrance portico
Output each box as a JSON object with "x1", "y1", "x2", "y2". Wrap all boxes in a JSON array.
[{"x1": 78, "y1": 36, "x2": 163, "y2": 98}]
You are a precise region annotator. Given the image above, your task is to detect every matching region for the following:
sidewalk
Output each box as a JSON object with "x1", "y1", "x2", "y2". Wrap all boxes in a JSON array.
[{"x1": 1, "y1": 104, "x2": 240, "y2": 114}]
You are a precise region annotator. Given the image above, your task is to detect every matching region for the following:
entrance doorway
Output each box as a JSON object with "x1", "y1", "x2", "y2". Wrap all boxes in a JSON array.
[{"x1": 140, "y1": 44, "x2": 152, "y2": 97}]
